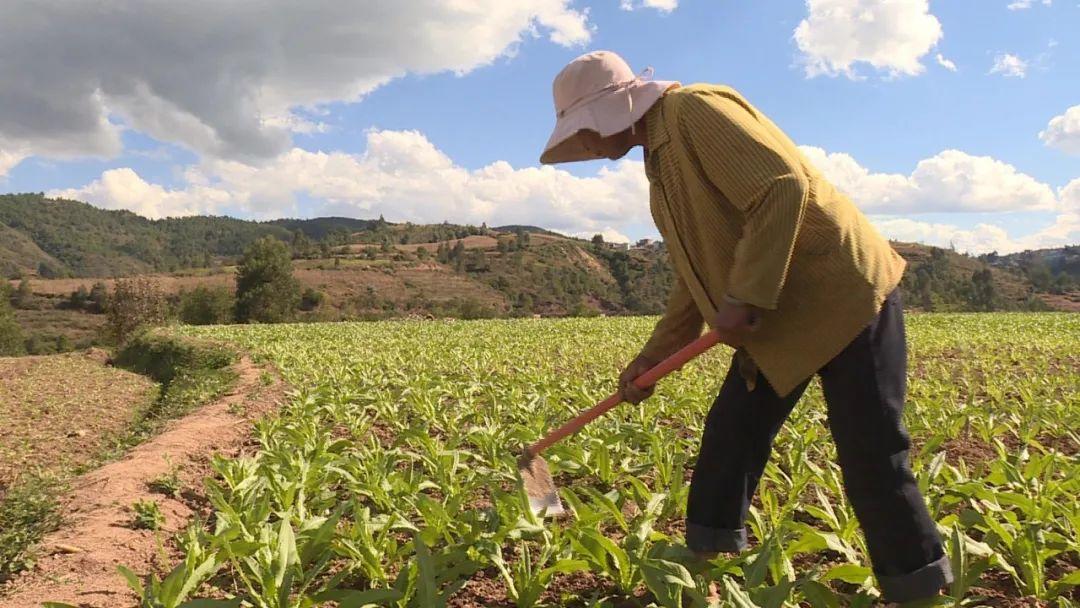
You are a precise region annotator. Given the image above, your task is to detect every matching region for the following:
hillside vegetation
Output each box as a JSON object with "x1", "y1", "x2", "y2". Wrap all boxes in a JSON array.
[{"x1": 1, "y1": 193, "x2": 1078, "y2": 355}]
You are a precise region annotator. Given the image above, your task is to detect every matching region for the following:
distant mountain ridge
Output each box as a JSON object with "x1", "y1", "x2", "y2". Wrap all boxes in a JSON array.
[{"x1": 2, "y1": 192, "x2": 1078, "y2": 314}]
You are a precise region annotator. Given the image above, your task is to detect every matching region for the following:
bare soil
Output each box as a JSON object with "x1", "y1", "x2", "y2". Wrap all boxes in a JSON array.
[{"x1": 0, "y1": 355, "x2": 287, "y2": 608}]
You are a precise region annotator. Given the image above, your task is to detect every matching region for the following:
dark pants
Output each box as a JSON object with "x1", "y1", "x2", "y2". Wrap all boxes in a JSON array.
[{"x1": 685, "y1": 290, "x2": 952, "y2": 602}]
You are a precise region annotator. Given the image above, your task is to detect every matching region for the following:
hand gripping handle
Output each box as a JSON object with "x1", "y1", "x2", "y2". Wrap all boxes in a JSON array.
[{"x1": 525, "y1": 330, "x2": 722, "y2": 457}]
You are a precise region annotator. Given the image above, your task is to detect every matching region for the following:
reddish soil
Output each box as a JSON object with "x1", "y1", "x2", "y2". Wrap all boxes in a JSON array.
[
  {"x1": 0, "y1": 355, "x2": 287, "y2": 608},
  {"x1": 1038, "y1": 291, "x2": 1080, "y2": 312},
  {"x1": 392, "y1": 235, "x2": 499, "y2": 253},
  {"x1": 941, "y1": 436, "x2": 998, "y2": 466}
]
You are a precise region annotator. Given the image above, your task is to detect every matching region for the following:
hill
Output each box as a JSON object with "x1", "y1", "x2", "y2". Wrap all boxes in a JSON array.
[{"x1": 2, "y1": 192, "x2": 1078, "y2": 355}]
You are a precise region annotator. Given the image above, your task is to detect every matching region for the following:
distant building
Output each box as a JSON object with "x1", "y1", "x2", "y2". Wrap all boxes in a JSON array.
[
  {"x1": 632, "y1": 238, "x2": 662, "y2": 251},
  {"x1": 611, "y1": 242, "x2": 629, "y2": 250}
]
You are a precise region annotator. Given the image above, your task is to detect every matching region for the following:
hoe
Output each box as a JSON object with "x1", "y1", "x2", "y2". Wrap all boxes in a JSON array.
[{"x1": 519, "y1": 329, "x2": 722, "y2": 516}]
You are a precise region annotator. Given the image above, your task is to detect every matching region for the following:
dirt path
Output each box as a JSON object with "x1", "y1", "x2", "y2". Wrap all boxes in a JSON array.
[{"x1": 0, "y1": 355, "x2": 287, "y2": 608}]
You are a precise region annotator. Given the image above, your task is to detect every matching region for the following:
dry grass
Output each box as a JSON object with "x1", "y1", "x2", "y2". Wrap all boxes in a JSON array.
[
  {"x1": 13, "y1": 309, "x2": 107, "y2": 346},
  {"x1": 8, "y1": 273, "x2": 233, "y2": 297},
  {"x1": 0, "y1": 352, "x2": 157, "y2": 487}
]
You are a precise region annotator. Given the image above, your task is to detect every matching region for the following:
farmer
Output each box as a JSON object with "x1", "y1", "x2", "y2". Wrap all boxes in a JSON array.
[{"x1": 540, "y1": 50, "x2": 952, "y2": 603}]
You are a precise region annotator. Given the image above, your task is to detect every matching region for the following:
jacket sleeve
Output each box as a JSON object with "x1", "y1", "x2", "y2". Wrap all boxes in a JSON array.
[
  {"x1": 676, "y1": 92, "x2": 809, "y2": 310},
  {"x1": 640, "y1": 274, "x2": 704, "y2": 362}
]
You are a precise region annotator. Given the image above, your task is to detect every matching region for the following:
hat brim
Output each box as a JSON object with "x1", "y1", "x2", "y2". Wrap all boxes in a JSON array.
[{"x1": 540, "y1": 80, "x2": 678, "y2": 164}]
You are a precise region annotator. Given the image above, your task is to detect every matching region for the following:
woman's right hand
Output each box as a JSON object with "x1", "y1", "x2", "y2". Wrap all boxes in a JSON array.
[{"x1": 618, "y1": 354, "x2": 657, "y2": 404}]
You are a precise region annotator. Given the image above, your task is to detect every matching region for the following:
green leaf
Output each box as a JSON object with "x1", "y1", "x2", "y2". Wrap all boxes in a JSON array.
[
  {"x1": 274, "y1": 518, "x2": 299, "y2": 608},
  {"x1": 799, "y1": 580, "x2": 840, "y2": 608},
  {"x1": 721, "y1": 576, "x2": 761, "y2": 608},
  {"x1": 1049, "y1": 569, "x2": 1080, "y2": 599},
  {"x1": 116, "y1": 564, "x2": 145, "y2": 597},
  {"x1": 822, "y1": 564, "x2": 872, "y2": 585},
  {"x1": 176, "y1": 553, "x2": 226, "y2": 606},
  {"x1": 177, "y1": 600, "x2": 244, "y2": 608},
  {"x1": 413, "y1": 533, "x2": 438, "y2": 608},
  {"x1": 298, "y1": 504, "x2": 345, "y2": 565},
  {"x1": 751, "y1": 579, "x2": 795, "y2": 608}
]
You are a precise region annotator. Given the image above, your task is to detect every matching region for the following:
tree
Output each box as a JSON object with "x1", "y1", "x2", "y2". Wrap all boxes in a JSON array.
[
  {"x1": 0, "y1": 282, "x2": 24, "y2": 355},
  {"x1": 970, "y1": 268, "x2": 997, "y2": 311},
  {"x1": 179, "y1": 285, "x2": 235, "y2": 325},
  {"x1": 592, "y1": 233, "x2": 605, "y2": 248},
  {"x1": 107, "y1": 277, "x2": 168, "y2": 343},
  {"x1": 88, "y1": 281, "x2": 109, "y2": 313},
  {"x1": 466, "y1": 249, "x2": 489, "y2": 272},
  {"x1": 67, "y1": 285, "x2": 90, "y2": 310},
  {"x1": 13, "y1": 278, "x2": 33, "y2": 310},
  {"x1": 235, "y1": 237, "x2": 300, "y2": 323},
  {"x1": 291, "y1": 229, "x2": 314, "y2": 259}
]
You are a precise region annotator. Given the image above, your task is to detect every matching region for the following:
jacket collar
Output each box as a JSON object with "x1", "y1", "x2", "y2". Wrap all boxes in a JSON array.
[{"x1": 644, "y1": 95, "x2": 671, "y2": 161}]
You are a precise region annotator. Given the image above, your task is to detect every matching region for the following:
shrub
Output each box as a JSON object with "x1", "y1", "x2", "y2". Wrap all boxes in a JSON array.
[
  {"x1": 106, "y1": 278, "x2": 168, "y2": 343},
  {"x1": 299, "y1": 287, "x2": 325, "y2": 311},
  {"x1": 179, "y1": 285, "x2": 235, "y2": 325}
]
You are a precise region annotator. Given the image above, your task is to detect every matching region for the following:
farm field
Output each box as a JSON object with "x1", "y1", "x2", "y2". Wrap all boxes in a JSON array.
[
  {"x1": 0, "y1": 351, "x2": 158, "y2": 581},
  {"x1": 130, "y1": 313, "x2": 1078, "y2": 606},
  {"x1": 0, "y1": 352, "x2": 157, "y2": 487}
]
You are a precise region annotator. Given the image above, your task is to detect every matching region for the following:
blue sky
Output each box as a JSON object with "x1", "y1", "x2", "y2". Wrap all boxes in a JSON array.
[{"x1": 0, "y1": 1, "x2": 1077, "y2": 253}]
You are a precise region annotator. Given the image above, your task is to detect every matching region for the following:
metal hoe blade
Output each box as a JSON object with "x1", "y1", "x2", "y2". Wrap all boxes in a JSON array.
[{"x1": 517, "y1": 451, "x2": 565, "y2": 518}]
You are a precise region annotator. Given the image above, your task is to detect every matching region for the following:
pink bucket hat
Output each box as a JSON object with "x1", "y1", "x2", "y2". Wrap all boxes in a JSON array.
[{"x1": 540, "y1": 50, "x2": 679, "y2": 164}]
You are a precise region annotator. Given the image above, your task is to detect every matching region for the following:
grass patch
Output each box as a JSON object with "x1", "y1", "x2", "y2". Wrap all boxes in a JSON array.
[
  {"x1": 109, "y1": 331, "x2": 238, "y2": 452},
  {"x1": 0, "y1": 475, "x2": 64, "y2": 582}
]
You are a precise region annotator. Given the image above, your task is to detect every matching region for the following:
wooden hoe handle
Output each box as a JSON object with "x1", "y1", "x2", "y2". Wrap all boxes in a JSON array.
[{"x1": 525, "y1": 330, "x2": 722, "y2": 456}]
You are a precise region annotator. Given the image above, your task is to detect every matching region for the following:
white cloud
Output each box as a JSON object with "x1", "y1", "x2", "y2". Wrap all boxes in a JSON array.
[
  {"x1": 0, "y1": 1, "x2": 591, "y2": 164},
  {"x1": 989, "y1": 53, "x2": 1028, "y2": 77},
  {"x1": 800, "y1": 145, "x2": 1077, "y2": 254},
  {"x1": 799, "y1": 146, "x2": 1058, "y2": 213},
  {"x1": 49, "y1": 129, "x2": 652, "y2": 237},
  {"x1": 49, "y1": 168, "x2": 234, "y2": 219},
  {"x1": 870, "y1": 178, "x2": 1079, "y2": 254},
  {"x1": 0, "y1": 147, "x2": 26, "y2": 177},
  {"x1": 1007, "y1": 0, "x2": 1051, "y2": 9},
  {"x1": 620, "y1": 0, "x2": 678, "y2": 11},
  {"x1": 871, "y1": 218, "x2": 1025, "y2": 253},
  {"x1": 793, "y1": 0, "x2": 943, "y2": 78},
  {"x1": 1039, "y1": 105, "x2": 1080, "y2": 155},
  {"x1": 935, "y1": 54, "x2": 958, "y2": 72},
  {"x1": 872, "y1": 211, "x2": 1079, "y2": 254},
  {"x1": 563, "y1": 228, "x2": 632, "y2": 243}
]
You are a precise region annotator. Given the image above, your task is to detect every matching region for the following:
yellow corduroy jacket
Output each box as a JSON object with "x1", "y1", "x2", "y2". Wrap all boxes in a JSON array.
[{"x1": 638, "y1": 84, "x2": 906, "y2": 397}]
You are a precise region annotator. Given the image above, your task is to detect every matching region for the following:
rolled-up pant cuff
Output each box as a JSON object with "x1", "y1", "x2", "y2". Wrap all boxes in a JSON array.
[
  {"x1": 686, "y1": 521, "x2": 747, "y2": 553},
  {"x1": 877, "y1": 554, "x2": 953, "y2": 602}
]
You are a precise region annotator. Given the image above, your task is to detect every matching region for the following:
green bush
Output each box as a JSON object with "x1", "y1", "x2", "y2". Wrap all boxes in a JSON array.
[
  {"x1": 179, "y1": 285, "x2": 235, "y2": 325},
  {"x1": 299, "y1": 287, "x2": 325, "y2": 311},
  {"x1": 0, "y1": 283, "x2": 23, "y2": 356}
]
